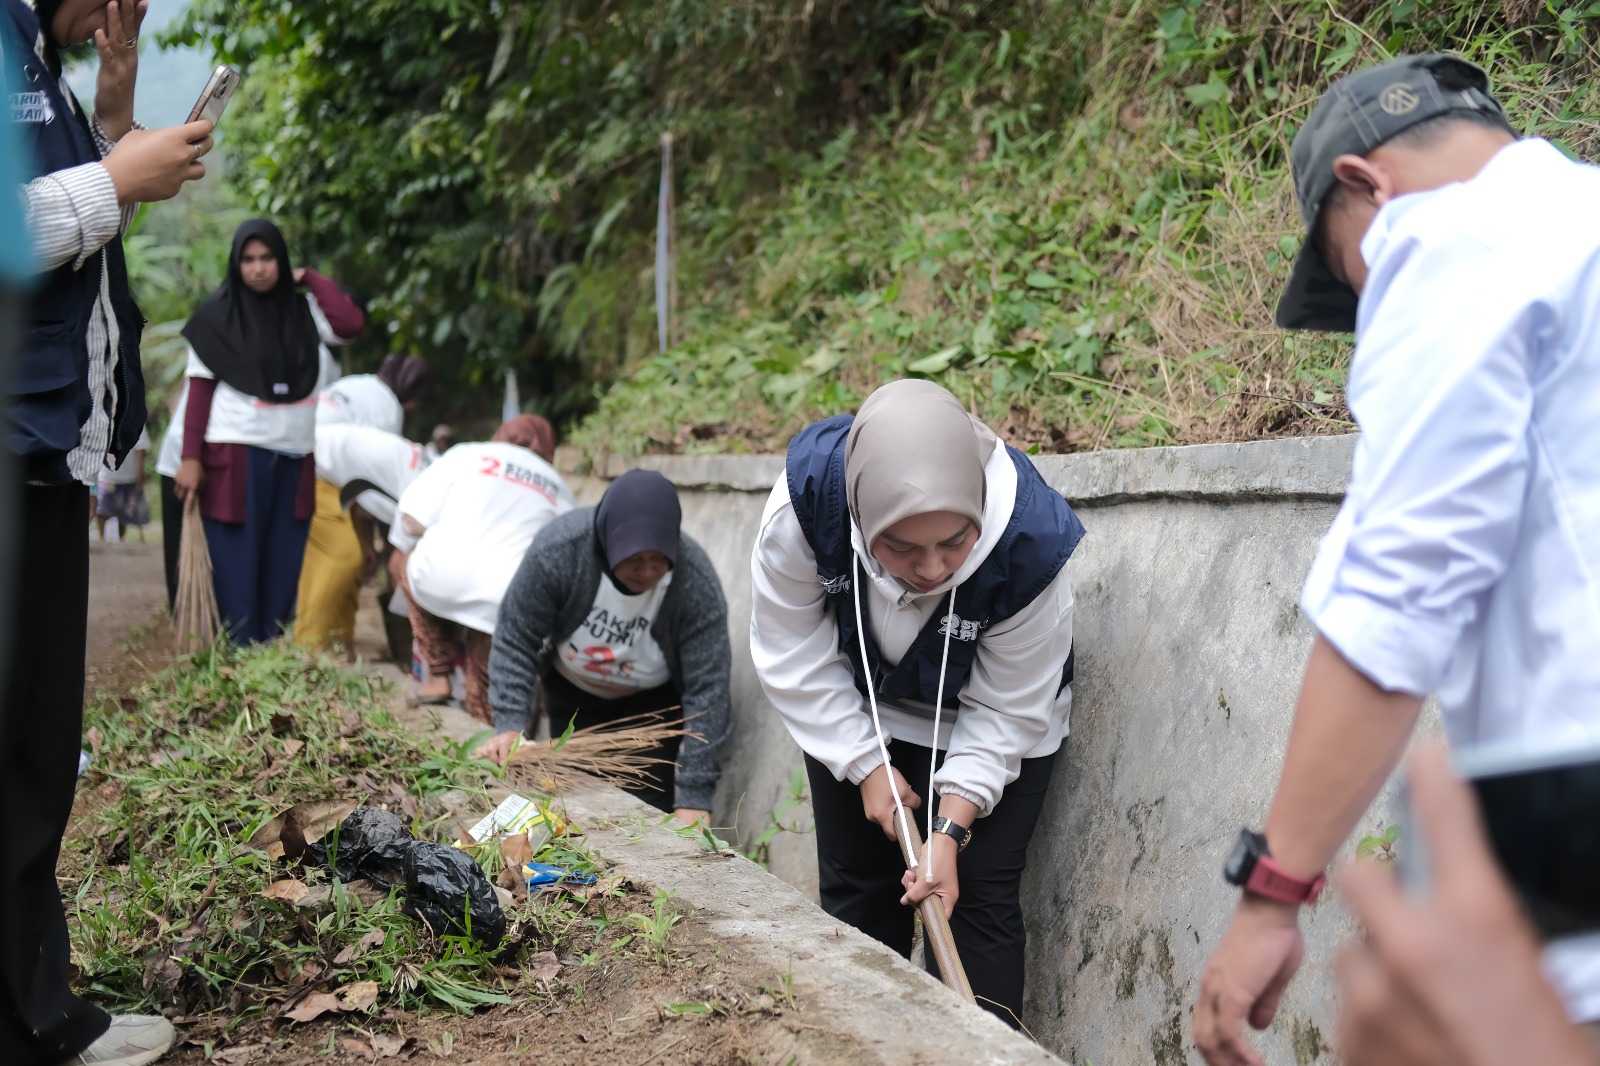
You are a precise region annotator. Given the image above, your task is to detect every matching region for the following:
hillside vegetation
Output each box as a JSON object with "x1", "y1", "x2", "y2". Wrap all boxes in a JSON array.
[{"x1": 170, "y1": 1, "x2": 1600, "y2": 459}]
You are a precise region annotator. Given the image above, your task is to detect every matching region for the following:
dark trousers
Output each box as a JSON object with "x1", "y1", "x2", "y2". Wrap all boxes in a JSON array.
[
  {"x1": 159, "y1": 474, "x2": 180, "y2": 611},
  {"x1": 0, "y1": 484, "x2": 110, "y2": 1062},
  {"x1": 543, "y1": 670, "x2": 682, "y2": 813},
  {"x1": 202, "y1": 447, "x2": 310, "y2": 645},
  {"x1": 805, "y1": 738, "x2": 1056, "y2": 1027}
]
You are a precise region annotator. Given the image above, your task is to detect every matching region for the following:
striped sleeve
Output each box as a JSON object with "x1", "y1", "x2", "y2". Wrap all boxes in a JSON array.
[
  {"x1": 21, "y1": 162, "x2": 121, "y2": 273},
  {"x1": 89, "y1": 114, "x2": 140, "y2": 232}
]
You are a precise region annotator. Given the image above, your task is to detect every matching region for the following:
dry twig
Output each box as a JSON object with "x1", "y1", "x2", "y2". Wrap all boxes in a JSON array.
[
  {"x1": 174, "y1": 495, "x2": 221, "y2": 653},
  {"x1": 503, "y1": 710, "x2": 696, "y2": 795}
]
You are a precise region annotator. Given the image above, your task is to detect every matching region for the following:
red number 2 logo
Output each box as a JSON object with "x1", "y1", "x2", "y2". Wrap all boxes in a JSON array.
[{"x1": 478, "y1": 456, "x2": 502, "y2": 478}]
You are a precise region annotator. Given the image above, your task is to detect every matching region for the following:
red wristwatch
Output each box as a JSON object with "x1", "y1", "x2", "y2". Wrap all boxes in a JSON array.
[{"x1": 1222, "y1": 830, "x2": 1326, "y2": 905}]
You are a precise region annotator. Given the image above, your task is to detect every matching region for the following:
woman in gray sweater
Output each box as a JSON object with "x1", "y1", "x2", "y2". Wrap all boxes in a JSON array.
[{"x1": 483, "y1": 470, "x2": 731, "y2": 823}]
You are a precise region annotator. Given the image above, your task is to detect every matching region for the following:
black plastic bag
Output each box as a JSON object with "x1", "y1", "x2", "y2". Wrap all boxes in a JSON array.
[
  {"x1": 403, "y1": 841, "x2": 506, "y2": 947},
  {"x1": 307, "y1": 807, "x2": 413, "y2": 889}
]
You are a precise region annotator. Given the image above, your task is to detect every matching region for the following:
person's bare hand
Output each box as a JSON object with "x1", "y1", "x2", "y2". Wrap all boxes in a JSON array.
[
  {"x1": 672, "y1": 808, "x2": 710, "y2": 827},
  {"x1": 174, "y1": 457, "x2": 203, "y2": 501},
  {"x1": 93, "y1": 0, "x2": 149, "y2": 140},
  {"x1": 900, "y1": 829, "x2": 959, "y2": 918},
  {"x1": 859, "y1": 763, "x2": 920, "y2": 843},
  {"x1": 1335, "y1": 745, "x2": 1598, "y2": 1066},
  {"x1": 103, "y1": 121, "x2": 214, "y2": 205},
  {"x1": 293, "y1": 267, "x2": 307, "y2": 284},
  {"x1": 475, "y1": 731, "x2": 520, "y2": 767},
  {"x1": 1192, "y1": 895, "x2": 1306, "y2": 1066}
]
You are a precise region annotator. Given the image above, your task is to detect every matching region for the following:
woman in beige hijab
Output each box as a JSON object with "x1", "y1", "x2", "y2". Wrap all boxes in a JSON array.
[{"x1": 750, "y1": 378, "x2": 1085, "y2": 1025}]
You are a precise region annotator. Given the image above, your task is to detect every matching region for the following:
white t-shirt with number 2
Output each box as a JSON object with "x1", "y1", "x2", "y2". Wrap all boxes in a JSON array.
[
  {"x1": 555, "y1": 573, "x2": 673, "y2": 699},
  {"x1": 392, "y1": 442, "x2": 576, "y2": 633}
]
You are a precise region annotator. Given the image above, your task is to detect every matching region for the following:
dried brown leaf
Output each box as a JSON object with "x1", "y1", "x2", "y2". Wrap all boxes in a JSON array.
[
  {"x1": 281, "y1": 738, "x2": 305, "y2": 759},
  {"x1": 339, "y1": 1038, "x2": 374, "y2": 1058},
  {"x1": 261, "y1": 878, "x2": 310, "y2": 904},
  {"x1": 498, "y1": 832, "x2": 533, "y2": 869},
  {"x1": 285, "y1": 991, "x2": 342, "y2": 1023},
  {"x1": 371, "y1": 1034, "x2": 409, "y2": 1058},
  {"x1": 338, "y1": 980, "x2": 380, "y2": 1012},
  {"x1": 529, "y1": 950, "x2": 559, "y2": 982}
]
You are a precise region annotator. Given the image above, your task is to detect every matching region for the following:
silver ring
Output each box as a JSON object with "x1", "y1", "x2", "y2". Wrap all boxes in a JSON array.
[{"x1": 123, "y1": 36, "x2": 138, "y2": 48}]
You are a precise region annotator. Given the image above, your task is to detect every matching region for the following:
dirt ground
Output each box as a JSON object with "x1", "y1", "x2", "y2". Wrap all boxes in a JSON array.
[
  {"x1": 84, "y1": 535, "x2": 172, "y2": 692},
  {"x1": 77, "y1": 545, "x2": 837, "y2": 1065}
]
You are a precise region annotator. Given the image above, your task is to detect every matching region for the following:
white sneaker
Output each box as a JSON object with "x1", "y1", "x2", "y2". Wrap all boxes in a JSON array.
[{"x1": 63, "y1": 1015, "x2": 176, "y2": 1065}]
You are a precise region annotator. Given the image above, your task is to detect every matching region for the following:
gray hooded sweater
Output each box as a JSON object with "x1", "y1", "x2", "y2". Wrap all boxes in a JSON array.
[{"x1": 487, "y1": 507, "x2": 731, "y2": 810}]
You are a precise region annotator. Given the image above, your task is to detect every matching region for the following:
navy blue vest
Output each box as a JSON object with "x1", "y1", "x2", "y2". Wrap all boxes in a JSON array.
[
  {"x1": 786, "y1": 414, "x2": 1086, "y2": 715},
  {"x1": 4, "y1": 0, "x2": 146, "y2": 481}
]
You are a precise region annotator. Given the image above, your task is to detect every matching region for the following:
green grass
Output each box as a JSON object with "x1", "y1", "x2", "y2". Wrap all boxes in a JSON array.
[
  {"x1": 565, "y1": 1, "x2": 1600, "y2": 462},
  {"x1": 63, "y1": 641, "x2": 653, "y2": 1040}
]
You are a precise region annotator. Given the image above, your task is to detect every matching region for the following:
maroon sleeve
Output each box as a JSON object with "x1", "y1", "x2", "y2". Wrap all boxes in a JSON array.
[
  {"x1": 300, "y1": 268, "x2": 366, "y2": 340},
  {"x1": 182, "y1": 376, "x2": 217, "y2": 460}
]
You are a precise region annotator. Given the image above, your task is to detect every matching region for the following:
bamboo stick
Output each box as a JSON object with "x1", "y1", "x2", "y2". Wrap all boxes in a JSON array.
[{"x1": 895, "y1": 815, "x2": 976, "y2": 1003}]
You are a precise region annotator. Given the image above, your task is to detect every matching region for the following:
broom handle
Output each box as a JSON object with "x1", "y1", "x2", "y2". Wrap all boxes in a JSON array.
[{"x1": 895, "y1": 816, "x2": 976, "y2": 1003}]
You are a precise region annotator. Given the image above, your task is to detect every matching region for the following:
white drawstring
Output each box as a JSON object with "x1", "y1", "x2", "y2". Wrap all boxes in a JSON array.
[
  {"x1": 851, "y1": 553, "x2": 958, "y2": 881},
  {"x1": 925, "y1": 586, "x2": 955, "y2": 881},
  {"x1": 852, "y1": 554, "x2": 918, "y2": 868}
]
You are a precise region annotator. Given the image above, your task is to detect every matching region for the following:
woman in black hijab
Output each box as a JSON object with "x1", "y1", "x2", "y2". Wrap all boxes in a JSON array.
[
  {"x1": 483, "y1": 471, "x2": 733, "y2": 823},
  {"x1": 175, "y1": 219, "x2": 365, "y2": 644}
]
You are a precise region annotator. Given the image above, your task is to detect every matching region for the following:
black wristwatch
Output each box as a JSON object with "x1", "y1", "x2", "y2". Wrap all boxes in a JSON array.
[{"x1": 931, "y1": 816, "x2": 972, "y2": 853}]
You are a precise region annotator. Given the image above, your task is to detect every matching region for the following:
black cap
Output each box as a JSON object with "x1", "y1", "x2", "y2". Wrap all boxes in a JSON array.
[{"x1": 1277, "y1": 54, "x2": 1510, "y2": 332}]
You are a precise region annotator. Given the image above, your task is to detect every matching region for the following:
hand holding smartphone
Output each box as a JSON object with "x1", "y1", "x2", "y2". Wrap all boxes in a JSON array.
[
  {"x1": 187, "y1": 65, "x2": 240, "y2": 127},
  {"x1": 1401, "y1": 737, "x2": 1600, "y2": 940}
]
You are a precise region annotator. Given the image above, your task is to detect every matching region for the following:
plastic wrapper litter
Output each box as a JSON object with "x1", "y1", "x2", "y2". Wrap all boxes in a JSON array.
[{"x1": 403, "y1": 841, "x2": 507, "y2": 946}]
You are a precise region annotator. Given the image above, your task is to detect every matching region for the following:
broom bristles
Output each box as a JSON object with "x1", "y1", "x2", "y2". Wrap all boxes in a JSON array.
[
  {"x1": 503, "y1": 709, "x2": 700, "y2": 794},
  {"x1": 174, "y1": 495, "x2": 221, "y2": 653}
]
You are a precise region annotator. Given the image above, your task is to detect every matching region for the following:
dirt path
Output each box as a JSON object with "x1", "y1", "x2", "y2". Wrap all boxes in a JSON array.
[{"x1": 84, "y1": 536, "x2": 169, "y2": 690}]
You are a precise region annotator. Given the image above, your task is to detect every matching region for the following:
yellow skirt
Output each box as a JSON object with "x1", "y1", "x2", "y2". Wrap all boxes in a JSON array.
[{"x1": 293, "y1": 479, "x2": 364, "y2": 652}]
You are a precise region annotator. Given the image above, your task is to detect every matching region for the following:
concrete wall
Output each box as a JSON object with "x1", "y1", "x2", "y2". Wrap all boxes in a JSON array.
[{"x1": 570, "y1": 434, "x2": 1413, "y2": 1066}]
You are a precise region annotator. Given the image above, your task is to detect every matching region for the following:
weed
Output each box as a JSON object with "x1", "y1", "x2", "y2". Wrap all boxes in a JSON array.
[
  {"x1": 63, "y1": 642, "x2": 607, "y2": 1041},
  {"x1": 1356, "y1": 823, "x2": 1402, "y2": 863},
  {"x1": 624, "y1": 889, "x2": 683, "y2": 962},
  {"x1": 744, "y1": 767, "x2": 812, "y2": 869}
]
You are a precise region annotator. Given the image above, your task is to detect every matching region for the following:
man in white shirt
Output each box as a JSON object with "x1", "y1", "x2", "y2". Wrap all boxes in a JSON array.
[{"x1": 1193, "y1": 54, "x2": 1600, "y2": 1066}]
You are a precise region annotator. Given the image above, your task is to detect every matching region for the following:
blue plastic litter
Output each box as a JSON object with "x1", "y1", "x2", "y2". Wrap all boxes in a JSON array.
[{"x1": 524, "y1": 862, "x2": 598, "y2": 888}]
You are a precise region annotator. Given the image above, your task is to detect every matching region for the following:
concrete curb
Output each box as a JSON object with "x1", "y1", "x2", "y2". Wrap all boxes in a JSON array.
[
  {"x1": 575, "y1": 434, "x2": 1357, "y2": 504},
  {"x1": 562, "y1": 782, "x2": 1067, "y2": 1066},
  {"x1": 385, "y1": 683, "x2": 1062, "y2": 1064}
]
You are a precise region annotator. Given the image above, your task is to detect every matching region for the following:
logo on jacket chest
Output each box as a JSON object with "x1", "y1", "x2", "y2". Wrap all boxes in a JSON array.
[
  {"x1": 10, "y1": 90, "x2": 54, "y2": 125},
  {"x1": 938, "y1": 612, "x2": 987, "y2": 642},
  {"x1": 820, "y1": 572, "x2": 852, "y2": 595}
]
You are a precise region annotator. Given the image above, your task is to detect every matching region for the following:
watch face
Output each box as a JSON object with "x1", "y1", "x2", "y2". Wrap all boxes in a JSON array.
[{"x1": 1223, "y1": 832, "x2": 1254, "y2": 885}]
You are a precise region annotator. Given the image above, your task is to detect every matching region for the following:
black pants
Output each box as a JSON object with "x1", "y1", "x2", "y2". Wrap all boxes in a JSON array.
[
  {"x1": 542, "y1": 670, "x2": 682, "y2": 813},
  {"x1": 0, "y1": 484, "x2": 110, "y2": 1062},
  {"x1": 805, "y1": 738, "x2": 1056, "y2": 1027},
  {"x1": 160, "y1": 474, "x2": 181, "y2": 611}
]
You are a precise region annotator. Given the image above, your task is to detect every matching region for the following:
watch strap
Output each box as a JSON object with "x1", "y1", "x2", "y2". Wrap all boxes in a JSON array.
[
  {"x1": 1244, "y1": 854, "x2": 1326, "y2": 905},
  {"x1": 930, "y1": 816, "x2": 971, "y2": 852}
]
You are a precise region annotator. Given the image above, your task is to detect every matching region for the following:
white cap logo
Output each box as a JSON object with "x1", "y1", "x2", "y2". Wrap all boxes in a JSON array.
[{"x1": 1379, "y1": 83, "x2": 1420, "y2": 115}]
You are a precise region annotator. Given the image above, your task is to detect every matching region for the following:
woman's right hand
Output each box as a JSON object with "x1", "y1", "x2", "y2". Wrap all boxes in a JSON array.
[
  {"x1": 102, "y1": 120, "x2": 214, "y2": 205},
  {"x1": 860, "y1": 763, "x2": 921, "y2": 843},
  {"x1": 475, "y1": 730, "x2": 521, "y2": 767},
  {"x1": 174, "y1": 457, "x2": 203, "y2": 501}
]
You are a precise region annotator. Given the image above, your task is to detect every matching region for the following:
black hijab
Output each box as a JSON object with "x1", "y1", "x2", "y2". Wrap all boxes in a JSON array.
[
  {"x1": 594, "y1": 470, "x2": 681, "y2": 584},
  {"x1": 181, "y1": 219, "x2": 322, "y2": 403}
]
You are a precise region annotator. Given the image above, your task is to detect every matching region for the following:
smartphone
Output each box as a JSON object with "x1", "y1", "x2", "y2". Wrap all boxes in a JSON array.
[
  {"x1": 186, "y1": 65, "x2": 240, "y2": 127},
  {"x1": 1400, "y1": 738, "x2": 1600, "y2": 940}
]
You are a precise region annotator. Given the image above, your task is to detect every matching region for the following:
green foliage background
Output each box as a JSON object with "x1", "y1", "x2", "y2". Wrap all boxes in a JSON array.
[{"x1": 164, "y1": 1, "x2": 1600, "y2": 458}]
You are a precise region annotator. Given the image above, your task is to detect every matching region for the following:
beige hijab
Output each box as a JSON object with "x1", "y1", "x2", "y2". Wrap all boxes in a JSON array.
[{"x1": 844, "y1": 379, "x2": 997, "y2": 548}]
